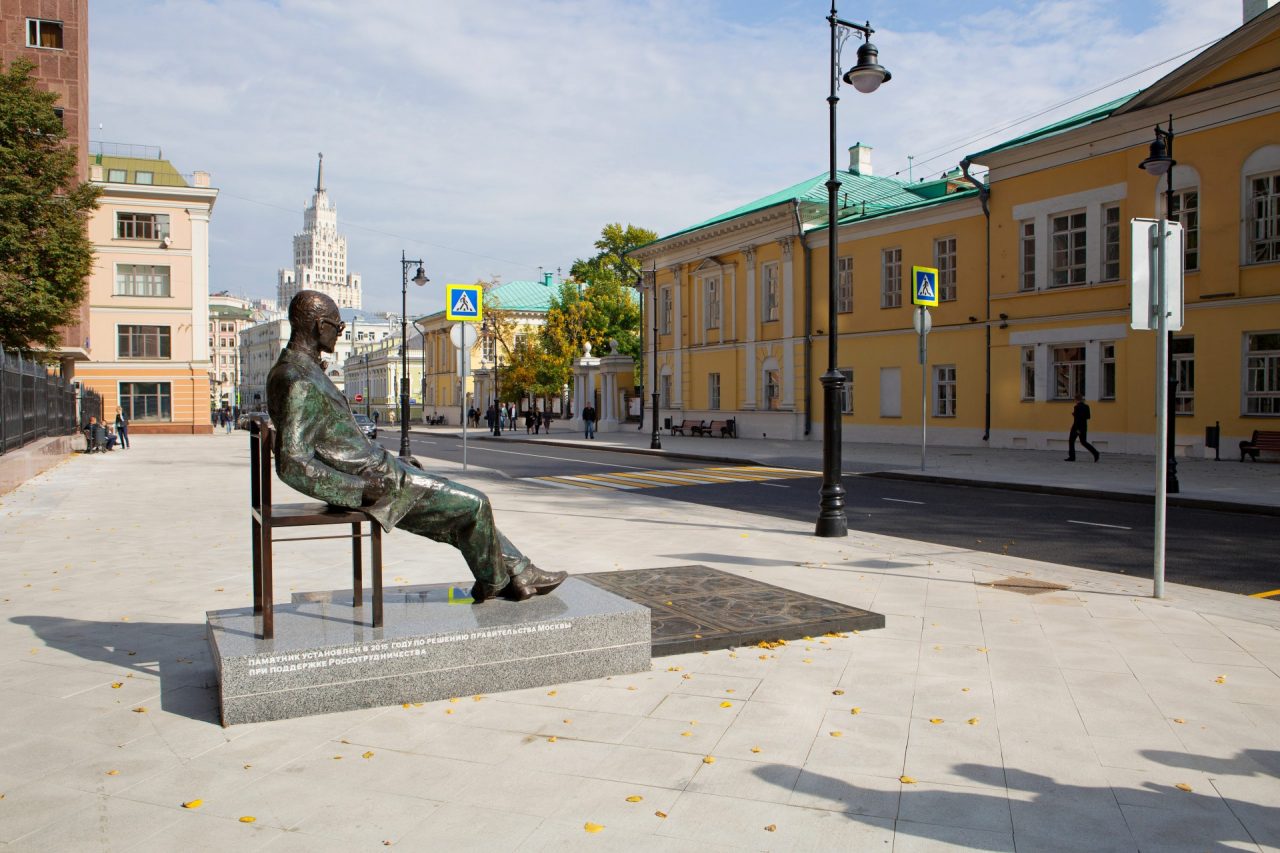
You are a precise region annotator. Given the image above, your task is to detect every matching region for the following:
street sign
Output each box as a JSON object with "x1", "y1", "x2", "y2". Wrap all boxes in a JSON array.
[
  {"x1": 1130, "y1": 218, "x2": 1183, "y2": 331},
  {"x1": 445, "y1": 283, "x2": 483, "y2": 322},
  {"x1": 354, "y1": 394, "x2": 363, "y2": 403},
  {"x1": 911, "y1": 266, "x2": 939, "y2": 307},
  {"x1": 912, "y1": 306, "x2": 933, "y2": 336},
  {"x1": 449, "y1": 323, "x2": 477, "y2": 379}
]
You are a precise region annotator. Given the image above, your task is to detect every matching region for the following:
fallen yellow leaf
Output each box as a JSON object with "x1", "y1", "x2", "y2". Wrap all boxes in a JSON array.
[
  {"x1": 243, "y1": 764, "x2": 252, "y2": 770},
  {"x1": 803, "y1": 658, "x2": 813, "y2": 664},
  {"x1": 1175, "y1": 783, "x2": 1193, "y2": 792},
  {"x1": 681, "y1": 674, "x2": 693, "y2": 680},
  {"x1": 472, "y1": 695, "x2": 484, "y2": 702},
  {"x1": 445, "y1": 709, "x2": 454, "y2": 715},
  {"x1": 131, "y1": 707, "x2": 146, "y2": 713},
  {"x1": 832, "y1": 689, "x2": 846, "y2": 696},
  {"x1": 333, "y1": 755, "x2": 342, "y2": 760},
  {"x1": 1215, "y1": 676, "x2": 1226, "y2": 684},
  {"x1": 182, "y1": 799, "x2": 203, "y2": 809},
  {"x1": 680, "y1": 731, "x2": 693, "y2": 737},
  {"x1": 967, "y1": 717, "x2": 980, "y2": 726},
  {"x1": 850, "y1": 707, "x2": 861, "y2": 715},
  {"x1": 667, "y1": 666, "x2": 682, "y2": 672},
  {"x1": 625, "y1": 795, "x2": 643, "y2": 803},
  {"x1": 1173, "y1": 718, "x2": 1186, "y2": 724},
  {"x1": 726, "y1": 689, "x2": 735, "y2": 694},
  {"x1": 362, "y1": 751, "x2": 374, "y2": 759},
  {"x1": 751, "y1": 746, "x2": 762, "y2": 753},
  {"x1": 547, "y1": 690, "x2": 557, "y2": 696},
  {"x1": 111, "y1": 682, "x2": 123, "y2": 689},
  {"x1": 693, "y1": 634, "x2": 702, "y2": 639},
  {"x1": 449, "y1": 697, "x2": 460, "y2": 703},
  {"x1": 703, "y1": 756, "x2": 716, "y2": 764},
  {"x1": 961, "y1": 687, "x2": 971, "y2": 692},
  {"x1": 105, "y1": 770, "x2": 119, "y2": 776},
  {"x1": 402, "y1": 703, "x2": 411, "y2": 709},
  {"x1": 930, "y1": 718, "x2": 944, "y2": 724},
  {"x1": 976, "y1": 647, "x2": 989, "y2": 653},
  {"x1": 764, "y1": 824, "x2": 777, "y2": 832},
  {"x1": 583, "y1": 822, "x2": 605, "y2": 833},
  {"x1": 830, "y1": 731, "x2": 843, "y2": 737},
  {"x1": 563, "y1": 719, "x2": 572, "y2": 724},
  {"x1": 664, "y1": 601, "x2": 673, "y2": 605},
  {"x1": 900, "y1": 775, "x2": 917, "y2": 784},
  {"x1": 239, "y1": 816, "x2": 256, "y2": 823},
  {"x1": 719, "y1": 701, "x2": 733, "y2": 709},
  {"x1": 547, "y1": 736, "x2": 557, "y2": 743},
  {"x1": 654, "y1": 810, "x2": 668, "y2": 819}
]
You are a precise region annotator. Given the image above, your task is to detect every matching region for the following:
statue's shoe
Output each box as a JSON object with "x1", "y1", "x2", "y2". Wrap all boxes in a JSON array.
[{"x1": 502, "y1": 565, "x2": 568, "y2": 601}]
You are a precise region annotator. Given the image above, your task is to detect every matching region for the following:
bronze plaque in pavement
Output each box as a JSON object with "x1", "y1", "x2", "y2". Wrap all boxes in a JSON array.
[{"x1": 578, "y1": 565, "x2": 883, "y2": 656}]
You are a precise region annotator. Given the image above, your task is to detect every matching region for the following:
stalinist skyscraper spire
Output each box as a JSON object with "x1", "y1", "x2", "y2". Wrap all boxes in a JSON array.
[{"x1": 277, "y1": 152, "x2": 363, "y2": 309}]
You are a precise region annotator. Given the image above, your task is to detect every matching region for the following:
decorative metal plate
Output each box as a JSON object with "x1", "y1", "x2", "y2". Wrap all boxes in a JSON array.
[{"x1": 579, "y1": 565, "x2": 884, "y2": 656}]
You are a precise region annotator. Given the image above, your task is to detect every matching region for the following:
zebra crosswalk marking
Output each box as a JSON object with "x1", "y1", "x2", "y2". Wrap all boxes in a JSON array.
[{"x1": 526, "y1": 465, "x2": 818, "y2": 492}]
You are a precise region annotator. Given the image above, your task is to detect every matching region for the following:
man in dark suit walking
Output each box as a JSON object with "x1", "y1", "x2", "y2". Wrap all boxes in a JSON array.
[{"x1": 1066, "y1": 394, "x2": 1100, "y2": 462}]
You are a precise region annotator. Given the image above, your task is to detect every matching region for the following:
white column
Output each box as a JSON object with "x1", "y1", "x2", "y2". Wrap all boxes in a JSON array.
[
  {"x1": 743, "y1": 245, "x2": 756, "y2": 342},
  {"x1": 671, "y1": 264, "x2": 683, "y2": 410},
  {"x1": 190, "y1": 208, "x2": 212, "y2": 363},
  {"x1": 780, "y1": 238, "x2": 796, "y2": 409}
]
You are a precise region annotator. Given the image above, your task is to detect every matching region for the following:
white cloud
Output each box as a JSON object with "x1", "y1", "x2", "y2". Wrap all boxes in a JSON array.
[{"x1": 88, "y1": 0, "x2": 1242, "y2": 314}]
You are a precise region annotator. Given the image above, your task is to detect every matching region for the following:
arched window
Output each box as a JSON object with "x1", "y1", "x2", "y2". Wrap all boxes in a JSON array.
[{"x1": 1243, "y1": 145, "x2": 1280, "y2": 264}]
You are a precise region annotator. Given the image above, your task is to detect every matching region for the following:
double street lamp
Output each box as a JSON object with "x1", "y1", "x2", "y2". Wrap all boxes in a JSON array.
[
  {"x1": 399, "y1": 250, "x2": 428, "y2": 458},
  {"x1": 1138, "y1": 116, "x2": 1181, "y2": 495},
  {"x1": 817, "y1": 3, "x2": 891, "y2": 538}
]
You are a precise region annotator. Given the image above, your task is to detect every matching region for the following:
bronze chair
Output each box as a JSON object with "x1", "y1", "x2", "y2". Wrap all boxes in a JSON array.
[{"x1": 248, "y1": 415, "x2": 383, "y2": 639}]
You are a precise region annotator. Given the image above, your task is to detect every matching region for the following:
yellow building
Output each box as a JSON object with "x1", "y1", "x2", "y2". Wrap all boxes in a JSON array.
[
  {"x1": 631, "y1": 6, "x2": 1280, "y2": 456},
  {"x1": 77, "y1": 149, "x2": 218, "y2": 434}
]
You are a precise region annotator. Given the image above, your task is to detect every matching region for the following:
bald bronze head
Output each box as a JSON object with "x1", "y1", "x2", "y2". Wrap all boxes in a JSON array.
[{"x1": 287, "y1": 290, "x2": 344, "y2": 357}]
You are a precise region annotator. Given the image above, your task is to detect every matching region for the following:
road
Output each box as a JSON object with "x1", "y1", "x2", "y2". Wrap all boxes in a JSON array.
[{"x1": 378, "y1": 432, "x2": 1279, "y2": 599}]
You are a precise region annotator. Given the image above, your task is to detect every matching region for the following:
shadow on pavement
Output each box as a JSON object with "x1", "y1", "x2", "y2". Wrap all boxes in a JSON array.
[{"x1": 10, "y1": 615, "x2": 220, "y2": 723}]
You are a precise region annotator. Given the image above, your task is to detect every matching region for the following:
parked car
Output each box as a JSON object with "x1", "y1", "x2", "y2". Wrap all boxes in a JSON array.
[{"x1": 353, "y1": 413, "x2": 377, "y2": 439}]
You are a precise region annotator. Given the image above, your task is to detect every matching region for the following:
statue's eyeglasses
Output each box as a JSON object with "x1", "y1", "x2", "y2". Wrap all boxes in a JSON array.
[{"x1": 320, "y1": 318, "x2": 346, "y2": 334}]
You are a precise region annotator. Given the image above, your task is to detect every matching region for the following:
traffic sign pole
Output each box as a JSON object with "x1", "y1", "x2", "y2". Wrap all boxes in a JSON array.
[
  {"x1": 1153, "y1": 220, "x2": 1169, "y2": 600},
  {"x1": 914, "y1": 305, "x2": 932, "y2": 472}
]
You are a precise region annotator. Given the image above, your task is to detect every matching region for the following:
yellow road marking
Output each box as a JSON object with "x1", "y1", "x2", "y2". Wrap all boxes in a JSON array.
[
  {"x1": 528, "y1": 465, "x2": 815, "y2": 491},
  {"x1": 1248, "y1": 589, "x2": 1280, "y2": 599}
]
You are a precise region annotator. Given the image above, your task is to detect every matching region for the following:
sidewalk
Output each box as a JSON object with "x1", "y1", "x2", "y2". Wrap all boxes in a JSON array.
[
  {"x1": 415, "y1": 424, "x2": 1280, "y2": 513},
  {"x1": 0, "y1": 435, "x2": 1277, "y2": 850}
]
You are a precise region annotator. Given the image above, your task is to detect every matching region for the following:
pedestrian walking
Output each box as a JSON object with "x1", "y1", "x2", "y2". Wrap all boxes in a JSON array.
[
  {"x1": 114, "y1": 408, "x2": 130, "y2": 449},
  {"x1": 532, "y1": 406, "x2": 541, "y2": 434},
  {"x1": 542, "y1": 411, "x2": 552, "y2": 433},
  {"x1": 1065, "y1": 394, "x2": 1100, "y2": 462},
  {"x1": 583, "y1": 403, "x2": 596, "y2": 439}
]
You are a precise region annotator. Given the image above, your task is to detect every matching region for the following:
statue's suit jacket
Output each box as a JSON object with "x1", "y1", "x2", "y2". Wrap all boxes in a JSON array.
[{"x1": 267, "y1": 347, "x2": 427, "y2": 532}]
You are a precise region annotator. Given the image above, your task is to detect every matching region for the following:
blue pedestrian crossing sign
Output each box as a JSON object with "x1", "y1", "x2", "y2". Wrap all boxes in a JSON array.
[
  {"x1": 445, "y1": 283, "x2": 483, "y2": 322},
  {"x1": 912, "y1": 266, "x2": 939, "y2": 307}
]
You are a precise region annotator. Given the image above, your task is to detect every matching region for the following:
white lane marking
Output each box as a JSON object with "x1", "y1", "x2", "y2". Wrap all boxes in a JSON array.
[
  {"x1": 883, "y1": 498, "x2": 925, "y2": 505},
  {"x1": 448, "y1": 444, "x2": 651, "y2": 470},
  {"x1": 1067, "y1": 520, "x2": 1132, "y2": 530}
]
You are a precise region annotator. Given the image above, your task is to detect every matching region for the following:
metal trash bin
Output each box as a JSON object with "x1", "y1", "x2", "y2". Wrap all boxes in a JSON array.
[{"x1": 1205, "y1": 421, "x2": 1221, "y2": 461}]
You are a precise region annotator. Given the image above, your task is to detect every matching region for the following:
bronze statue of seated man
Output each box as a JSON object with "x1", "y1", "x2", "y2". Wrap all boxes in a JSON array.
[{"x1": 267, "y1": 290, "x2": 565, "y2": 602}]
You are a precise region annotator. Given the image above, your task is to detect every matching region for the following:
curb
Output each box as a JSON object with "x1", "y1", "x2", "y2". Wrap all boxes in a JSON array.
[
  {"x1": 410, "y1": 430, "x2": 756, "y2": 467},
  {"x1": 864, "y1": 470, "x2": 1280, "y2": 517}
]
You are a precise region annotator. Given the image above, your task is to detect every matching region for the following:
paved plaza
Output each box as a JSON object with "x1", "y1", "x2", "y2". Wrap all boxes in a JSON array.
[{"x1": 0, "y1": 434, "x2": 1277, "y2": 850}]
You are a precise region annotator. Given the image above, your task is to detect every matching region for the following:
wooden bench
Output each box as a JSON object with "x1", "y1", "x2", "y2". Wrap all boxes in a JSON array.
[
  {"x1": 249, "y1": 415, "x2": 384, "y2": 639},
  {"x1": 701, "y1": 419, "x2": 736, "y2": 438},
  {"x1": 1240, "y1": 429, "x2": 1280, "y2": 462},
  {"x1": 671, "y1": 419, "x2": 703, "y2": 436}
]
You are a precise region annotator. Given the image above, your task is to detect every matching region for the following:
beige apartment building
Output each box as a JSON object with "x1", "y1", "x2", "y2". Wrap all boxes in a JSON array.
[
  {"x1": 76, "y1": 148, "x2": 218, "y2": 433},
  {"x1": 208, "y1": 292, "x2": 255, "y2": 411}
]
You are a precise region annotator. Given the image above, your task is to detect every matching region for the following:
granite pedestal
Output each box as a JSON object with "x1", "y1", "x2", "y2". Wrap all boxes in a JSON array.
[{"x1": 207, "y1": 578, "x2": 650, "y2": 726}]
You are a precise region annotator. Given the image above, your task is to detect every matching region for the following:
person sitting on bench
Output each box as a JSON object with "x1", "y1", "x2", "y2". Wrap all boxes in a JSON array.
[{"x1": 267, "y1": 291, "x2": 565, "y2": 603}]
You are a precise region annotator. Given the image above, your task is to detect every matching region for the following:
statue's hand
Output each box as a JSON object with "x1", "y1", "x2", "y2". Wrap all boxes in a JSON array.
[{"x1": 361, "y1": 472, "x2": 389, "y2": 505}]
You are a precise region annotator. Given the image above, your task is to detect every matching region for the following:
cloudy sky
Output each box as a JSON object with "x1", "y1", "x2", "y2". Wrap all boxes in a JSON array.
[{"x1": 88, "y1": 0, "x2": 1242, "y2": 316}]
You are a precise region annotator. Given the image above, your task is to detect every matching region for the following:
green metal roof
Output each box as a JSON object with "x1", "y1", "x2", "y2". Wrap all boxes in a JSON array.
[
  {"x1": 210, "y1": 305, "x2": 252, "y2": 320},
  {"x1": 965, "y1": 92, "x2": 1137, "y2": 161},
  {"x1": 94, "y1": 154, "x2": 189, "y2": 187},
  {"x1": 486, "y1": 279, "x2": 557, "y2": 312}
]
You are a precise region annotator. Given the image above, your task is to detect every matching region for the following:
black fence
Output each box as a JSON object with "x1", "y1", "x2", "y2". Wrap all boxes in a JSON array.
[{"x1": 0, "y1": 350, "x2": 99, "y2": 455}]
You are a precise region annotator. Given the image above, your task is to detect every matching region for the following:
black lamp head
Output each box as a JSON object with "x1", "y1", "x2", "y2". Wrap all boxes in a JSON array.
[{"x1": 843, "y1": 41, "x2": 891, "y2": 93}]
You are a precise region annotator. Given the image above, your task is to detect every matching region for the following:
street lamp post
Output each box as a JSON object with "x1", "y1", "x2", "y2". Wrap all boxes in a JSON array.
[
  {"x1": 1139, "y1": 115, "x2": 1181, "y2": 495},
  {"x1": 399, "y1": 250, "x2": 429, "y2": 458},
  {"x1": 483, "y1": 318, "x2": 502, "y2": 436},
  {"x1": 363, "y1": 352, "x2": 371, "y2": 418},
  {"x1": 648, "y1": 267, "x2": 662, "y2": 450},
  {"x1": 817, "y1": 2, "x2": 891, "y2": 538}
]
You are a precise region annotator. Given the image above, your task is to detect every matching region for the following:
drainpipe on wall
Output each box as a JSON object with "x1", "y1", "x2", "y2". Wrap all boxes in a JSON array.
[
  {"x1": 795, "y1": 201, "x2": 813, "y2": 437},
  {"x1": 960, "y1": 158, "x2": 992, "y2": 442}
]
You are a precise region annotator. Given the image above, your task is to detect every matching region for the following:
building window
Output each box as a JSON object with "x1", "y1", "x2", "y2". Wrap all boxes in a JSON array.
[
  {"x1": 1172, "y1": 337, "x2": 1194, "y2": 415},
  {"x1": 115, "y1": 264, "x2": 171, "y2": 297},
  {"x1": 1102, "y1": 205, "x2": 1121, "y2": 280},
  {"x1": 1019, "y1": 220, "x2": 1036, "y2": 291},
  {"x1": 837, "y1": 256, "x2": 853, "y2": 313},
  {"x1": 839, "y1": 368, "x2": 853, "y2": 414},
  {"x1": 107, "y1": 168, "x2": 127, "y2": 183},
  {"x1": 1052, "y1": 211, "x2": 1087, "y2": 286},
  {"x1": 1052, "y1": 346, "x2": 1086, "y2": 400},
  {"x1": 1170, "y1": 189, "x2": 1199, "y2": 271},
  {"x1": 1245, "y1": 332, "x2": 1280, "y2": 415},
  {"x1": 935, "y1": 237, "x2": 957, "y2": 301},
  {"x1": 119, "y1": 382, "x2": 172, "y2": 422},
  {"x1": 708, "y1": 373, "x2": 720, "y2": 410},
  {"x1": 134, "y1": 171, "x2": 154, "y2": 185},
  {"x1": 705, "y1": 277, "x2": 721, "y2": 330},
  {"x1": 116, "y1": 212, "x2": 170, "y2": 240},
  {"x1": 933, "y1": 365, "x2": 957, "y2": 417},
  {"x1": 763, "y1": 370, "x2": 780, "y2": 410},
  {"x1": 660, "y1": 287, "x2": 672, "y2": 335},
  {"x1": 117, "y1": 325, "x2": 171, "y2": 359},
  {"x1": 660, "y1": 374, "x2": 673, "y2": 410},
  {"x1": 762, "y1": 263, "x2": 780, "y2": 322},
  {"x1": 1021, "y1": 347, "x2": 1036, "y2": 401},
  {"x1": 482, "y1": 336, "x2": 495, "y2": 362},
  {"x1": 881, "y1": 248, "x2": 902, "y2": 308},
  {"x1": 1247, "y1": 172, "x2": 1279, "y2": 264},
  {"x1": 1101, "y1": 342, "x2": 1117, "y2": 401},
  {"x1": 25, "y1": 18, "x2": 63, "y2": 49}
]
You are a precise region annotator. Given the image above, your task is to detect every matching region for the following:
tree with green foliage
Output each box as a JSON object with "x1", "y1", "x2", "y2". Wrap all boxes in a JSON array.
[{"x1": 0, "y1": 60, "x2": 99, "y2": 354}]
